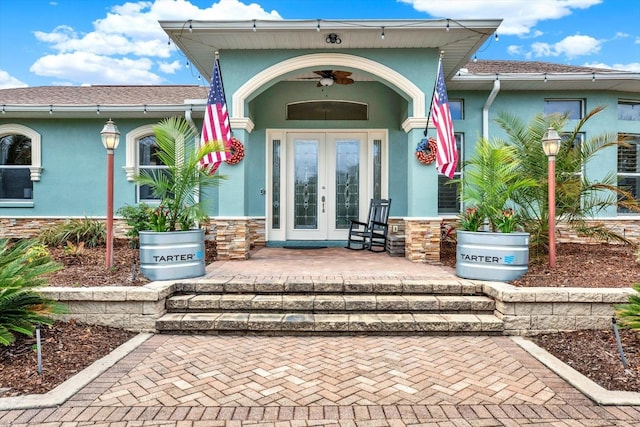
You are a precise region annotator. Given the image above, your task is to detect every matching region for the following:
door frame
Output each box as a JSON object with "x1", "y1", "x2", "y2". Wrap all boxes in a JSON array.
[{"x1": 265, "y1": 129, "x2": 388, "y2": 242}]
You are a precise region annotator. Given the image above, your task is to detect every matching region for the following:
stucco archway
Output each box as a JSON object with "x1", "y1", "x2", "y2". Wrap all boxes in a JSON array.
[{"x1": 231, "y1": 53, "x2": 426, "y2": 123}]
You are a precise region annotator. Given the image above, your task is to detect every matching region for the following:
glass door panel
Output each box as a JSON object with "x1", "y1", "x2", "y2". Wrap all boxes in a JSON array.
[{"x1": 293, "y1": 140, "x2": 319, "y2": 230}]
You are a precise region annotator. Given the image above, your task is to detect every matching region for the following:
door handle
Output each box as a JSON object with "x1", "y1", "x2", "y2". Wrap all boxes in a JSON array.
[{"x1": 321, "y1": 195, "x2": 325, "y2": 213}]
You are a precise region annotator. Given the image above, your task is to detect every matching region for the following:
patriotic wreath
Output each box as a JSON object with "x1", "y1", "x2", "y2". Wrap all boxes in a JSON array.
[
  {"x1": 225, "y1": 137, "x2": 245, "y2": 165},
  {"x1": 415, "y1": 137, "x2": 437, "y2": 165}
]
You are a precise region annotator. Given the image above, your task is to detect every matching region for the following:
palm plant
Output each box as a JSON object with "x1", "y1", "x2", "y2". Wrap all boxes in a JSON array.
[
  {"x1": 0, "y1": 239, "x2": 63, "y2": 346},
  {"x1": 615, "y1": 283, "x2": 640, "y2": 331},
  {"x1": 495, "y1": 106, "x2": 640, "y2": 255},
  {"x1": 134, "y1": 116, "x2": 225, "y2": 232},
  {"x1": 456, "y1": 137, "x2": 537, "y2": 232}
]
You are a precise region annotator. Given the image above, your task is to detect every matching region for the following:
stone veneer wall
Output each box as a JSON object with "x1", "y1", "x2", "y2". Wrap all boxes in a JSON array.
[
  {"x1": 0, "y1": 218, "x2": 130, "y2": 239},
  {"x1": 403, "y1": 218, "x2": 442, "y2": 263}
]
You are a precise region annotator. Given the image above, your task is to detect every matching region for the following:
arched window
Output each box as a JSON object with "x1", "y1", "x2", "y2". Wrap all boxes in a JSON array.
[{"x1": 0, "y1": 124, "x2": 42, "y2": 203}]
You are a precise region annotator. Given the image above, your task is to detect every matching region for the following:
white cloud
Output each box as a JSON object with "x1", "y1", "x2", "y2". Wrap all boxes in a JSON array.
[
  {"x1": 531, "y1": 34, "x2": 601, "y2": 59},
  {"x1": 398, "y1": 0, "x2": 602, "y2": 36},
  {"x1": 584, "y1": 61, "x2": 640, "y2": 73},
  {"x1": 0, "y1": 69, "x2": 28, "y2": 89},
  {"x1": 158, "y1": 60, "x2": 182, "y2": 74},
  {"x1": 30, "y1": 52, "x2": 163, "y2": 85},
  {"x1": 30, "y1": 0, "x2": 282, "y2": 85}
]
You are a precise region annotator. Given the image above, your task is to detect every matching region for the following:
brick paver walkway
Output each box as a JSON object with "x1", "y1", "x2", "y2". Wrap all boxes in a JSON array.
[
  {"x1": 2, "y1": 334, "x2": 639, "y2": 426},
  {"x1": 2, "y1": 248, "x2": 638, "y2": 425}
]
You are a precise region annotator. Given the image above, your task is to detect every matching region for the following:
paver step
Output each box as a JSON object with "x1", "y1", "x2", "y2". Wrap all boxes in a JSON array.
[
  {"x1": 174, "y1": 279, "x2": 482, "y2": 295},
  {"x1": 156, "y1": 312, "x2": 504, "y2": 334},
  {"x1": 166, "y1": 293, "x2": 496, "y2": 313}
]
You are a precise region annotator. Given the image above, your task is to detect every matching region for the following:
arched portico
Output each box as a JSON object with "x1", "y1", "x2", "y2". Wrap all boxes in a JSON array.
[{"x1": 231, "y1": 53, "x2": 426, "y2": 127}]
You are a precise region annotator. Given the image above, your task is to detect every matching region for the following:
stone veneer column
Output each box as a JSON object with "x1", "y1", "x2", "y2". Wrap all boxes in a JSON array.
[
  {"x1": 213, "y1": 217, "x2": 251, "y2": 260},
  {"x1": 404, "y1": 218, "x2": 441, "y2": 263}
]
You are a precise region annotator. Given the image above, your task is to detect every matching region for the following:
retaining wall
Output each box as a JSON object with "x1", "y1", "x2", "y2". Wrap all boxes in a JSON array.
[{"x1": 37, "y1": 280, "x2": 637, "y2": 335}]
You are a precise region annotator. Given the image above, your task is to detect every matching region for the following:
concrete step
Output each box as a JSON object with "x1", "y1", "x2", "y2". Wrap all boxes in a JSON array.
[
  {"x1": 156, "y1": 312, "x2": 503, "y2": 334},
  {"x1": 166, "y1": 294, "x2": 496, "y2": 313},
  {"x1": 174, "y1": 279, "x2": 482, "y2": 295}
]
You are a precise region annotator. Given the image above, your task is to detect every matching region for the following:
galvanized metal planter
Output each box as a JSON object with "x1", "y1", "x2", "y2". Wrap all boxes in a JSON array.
[
  {"x1": 139, "y1": 229, "x2": 206, "y2": 281},
  {"x1": 456, "y1": 230, "x2": 529, "y2": 282}
]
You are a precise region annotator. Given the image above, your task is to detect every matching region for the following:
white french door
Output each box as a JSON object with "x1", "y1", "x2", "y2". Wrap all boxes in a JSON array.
[
  {"x1": 266, "y1": 130, "x2": 387, "y2": 242},
  {"x1": 285, "y1": 132, "x2": 367, "y2": 240}
]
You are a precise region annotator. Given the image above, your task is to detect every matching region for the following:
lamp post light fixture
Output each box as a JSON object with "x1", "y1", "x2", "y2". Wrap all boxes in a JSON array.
[
  {"x1": 541, "y1": 126, "x2": 561, "y2": 268},
  {"x1": 100, "y1": 119, "x2": 120, "y2": 269}
]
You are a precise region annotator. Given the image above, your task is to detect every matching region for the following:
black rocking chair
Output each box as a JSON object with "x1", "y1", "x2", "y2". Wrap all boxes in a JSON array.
[{"x1": 345, "y1": 198, "x2": 392, "y2": 252}]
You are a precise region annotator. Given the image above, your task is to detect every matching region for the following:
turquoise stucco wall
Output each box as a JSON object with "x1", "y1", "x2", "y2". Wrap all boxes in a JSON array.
[
  {"x1": 0, "y1": 118, "x2": 151, "y2": 217},
  {"x1": 213, "y1": 48, "x2": 443, "y2": 218},
  {"x1": 242, "y1": 80, "x2": 410, "y2": 217},
  {"x1": 2, "y1": 50, "x2": 639, "y2": 222}
]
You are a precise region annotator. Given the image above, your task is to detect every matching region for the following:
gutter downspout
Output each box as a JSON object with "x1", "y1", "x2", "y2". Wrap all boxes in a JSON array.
[{"x1": 482, "y1": 79, "x2": 501, "y2": 140}]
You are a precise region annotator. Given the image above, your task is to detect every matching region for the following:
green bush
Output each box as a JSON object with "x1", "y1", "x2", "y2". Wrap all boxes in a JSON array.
[
  {"x1": 0, "y1": 239, "x2": 64, "y2": 346},
  {"x1": 615, "y1": 283, "x2": 640, "y2": 331},
  {"x1": 116, "y1": 203, "x2": 154, "y2": 248},
  {"x1": 40, "y1": 217, "x2": 106, "y2": 248}
]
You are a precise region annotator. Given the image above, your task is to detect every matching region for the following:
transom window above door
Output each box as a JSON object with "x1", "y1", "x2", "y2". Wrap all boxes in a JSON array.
[{"x1": 286, "y1": 101, "x2": 368, "y2": 120}]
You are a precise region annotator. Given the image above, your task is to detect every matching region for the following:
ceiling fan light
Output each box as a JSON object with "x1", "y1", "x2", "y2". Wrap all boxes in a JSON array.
[{"x1": 319, "y1": 77, "x2": 334, "y2": 87}]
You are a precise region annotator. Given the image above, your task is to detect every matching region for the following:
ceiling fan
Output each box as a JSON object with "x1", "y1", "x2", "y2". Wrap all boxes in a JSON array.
[{"x1": 300, "y1": 70, "x2": 355, "y2": 87}]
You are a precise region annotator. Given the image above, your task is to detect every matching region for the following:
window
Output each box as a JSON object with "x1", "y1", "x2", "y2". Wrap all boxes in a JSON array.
[
  {"x1": 618, "y1": 100, "x2": 640, "y2": 121},
  {"x1": 0, "y1": 124, "x2": 42, "y2": 205},
  {"x1": 449, "y1": 99, "x2": 463, "y2": 120},
  {"x1": 618, "y1": 134, "x2": 640, "y2": 214},
  {"x1": 137, "y1": 134, "x2": 167, "y2": 202},
  {"x1": 0, "y1": 134, "x2": 32, "y2": 200},
  {"x1": 438, "y1": 133, "x2": 463, "y2": 214},
  {"x1": 544, "y1": 99, "x2": 583, "y2": 119},
  {"x1": 287, "y1": 101, "x2": 368, "y2": 120}
]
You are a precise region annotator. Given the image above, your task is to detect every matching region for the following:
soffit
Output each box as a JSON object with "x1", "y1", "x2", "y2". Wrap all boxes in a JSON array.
[{"x1": 160, "y1": 19, "x2": 501, "y2": 81}]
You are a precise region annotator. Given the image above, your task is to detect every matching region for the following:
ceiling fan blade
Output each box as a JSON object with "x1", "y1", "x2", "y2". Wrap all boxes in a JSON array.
[
  {"x1": 335, "y1": 77, "x2": 354, "y2": 85},
  {"x1": 333, "y1": 70, "x2": 352, "y2": 77}
]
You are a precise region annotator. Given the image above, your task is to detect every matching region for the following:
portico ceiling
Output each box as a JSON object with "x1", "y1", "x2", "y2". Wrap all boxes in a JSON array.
[{"x1": 159, "y1": 19, "x2": 501, "y2": 82}]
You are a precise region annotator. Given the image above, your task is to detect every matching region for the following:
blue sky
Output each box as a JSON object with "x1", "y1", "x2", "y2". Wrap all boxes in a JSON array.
[{"x1": 0, "y1": 0, "x2": 638, "y2": 88}]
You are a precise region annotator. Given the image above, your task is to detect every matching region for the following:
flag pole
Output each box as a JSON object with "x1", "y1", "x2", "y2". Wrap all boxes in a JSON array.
[{"x1": 424, "y1": 51, "x2": 444, "y2": 137}]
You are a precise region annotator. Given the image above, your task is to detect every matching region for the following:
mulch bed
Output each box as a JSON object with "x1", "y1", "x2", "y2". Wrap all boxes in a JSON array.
[{"x1": 0, "y1": 320, "x2": 135, "y2": 397}]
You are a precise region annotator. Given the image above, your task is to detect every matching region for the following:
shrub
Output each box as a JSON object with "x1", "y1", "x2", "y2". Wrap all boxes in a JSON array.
[
  {"x1": 0, "y1": 239, "x2": 64, "y2": 346},
  {"x1": 615, "y1": 283, "x2": 640, "y2": 331},
  {"x1": 116, "y1": 203, "x2": 154, "y2": 247},
  {"x1": 40, "y1": 217, "x2": 106, "y2": 248}
]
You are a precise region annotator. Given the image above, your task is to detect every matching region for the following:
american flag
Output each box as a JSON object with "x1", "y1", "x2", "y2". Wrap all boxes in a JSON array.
[
  {"x1": 431, "y1": 61, "x2": 458, "y2": 179},
  {"x1": 200, "y1": 58, "x2": 231, "y2": 173}
]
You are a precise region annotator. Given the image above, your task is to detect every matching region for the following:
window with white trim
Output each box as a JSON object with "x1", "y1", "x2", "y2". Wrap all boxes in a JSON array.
[
  {"x1": 0, "y1": 124, "x2": 42, "y2": 204},
  {"x1": 438, "y1": 133, "x2": 463, "y2": 214},
  {"x1": 137, "y1": 134, "x2": 167, "y2": 202},
  {"x1": 618, "y1": 133, "x2": 640, "y2": 214},
  {"x1": 0, "y1": 134, "x2": 31, "y2": 200}
]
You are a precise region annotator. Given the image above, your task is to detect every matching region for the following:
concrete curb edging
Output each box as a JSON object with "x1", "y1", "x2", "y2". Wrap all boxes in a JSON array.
[
  {"x1": 0, "y1": 333, "x2": 153, "y2": 410},
  {"x1": 512, "y1": 336, "x2": 640, "y2": 406}
]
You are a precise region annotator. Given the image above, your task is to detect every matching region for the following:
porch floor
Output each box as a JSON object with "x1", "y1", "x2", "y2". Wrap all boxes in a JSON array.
[{"x1": 205, "y1": 246, "x2": 454, "y2": 279}]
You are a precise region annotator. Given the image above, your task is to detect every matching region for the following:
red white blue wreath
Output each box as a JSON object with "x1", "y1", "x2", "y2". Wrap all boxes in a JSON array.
[
  {"x1": 415, "y1": 137, "x2": 437, "y2": 165},
  {"x1": 225, "y1": 137, "x2": 245, "y2": 165}
]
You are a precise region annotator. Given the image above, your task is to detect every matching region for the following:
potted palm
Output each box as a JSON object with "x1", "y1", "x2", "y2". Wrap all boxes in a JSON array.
[
  {"x1": 454, "y1": 137, "x2": 536, "y2": 281},
  {"x1": 134, "y1": 116, "x2": 225, "y2": 281}
]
